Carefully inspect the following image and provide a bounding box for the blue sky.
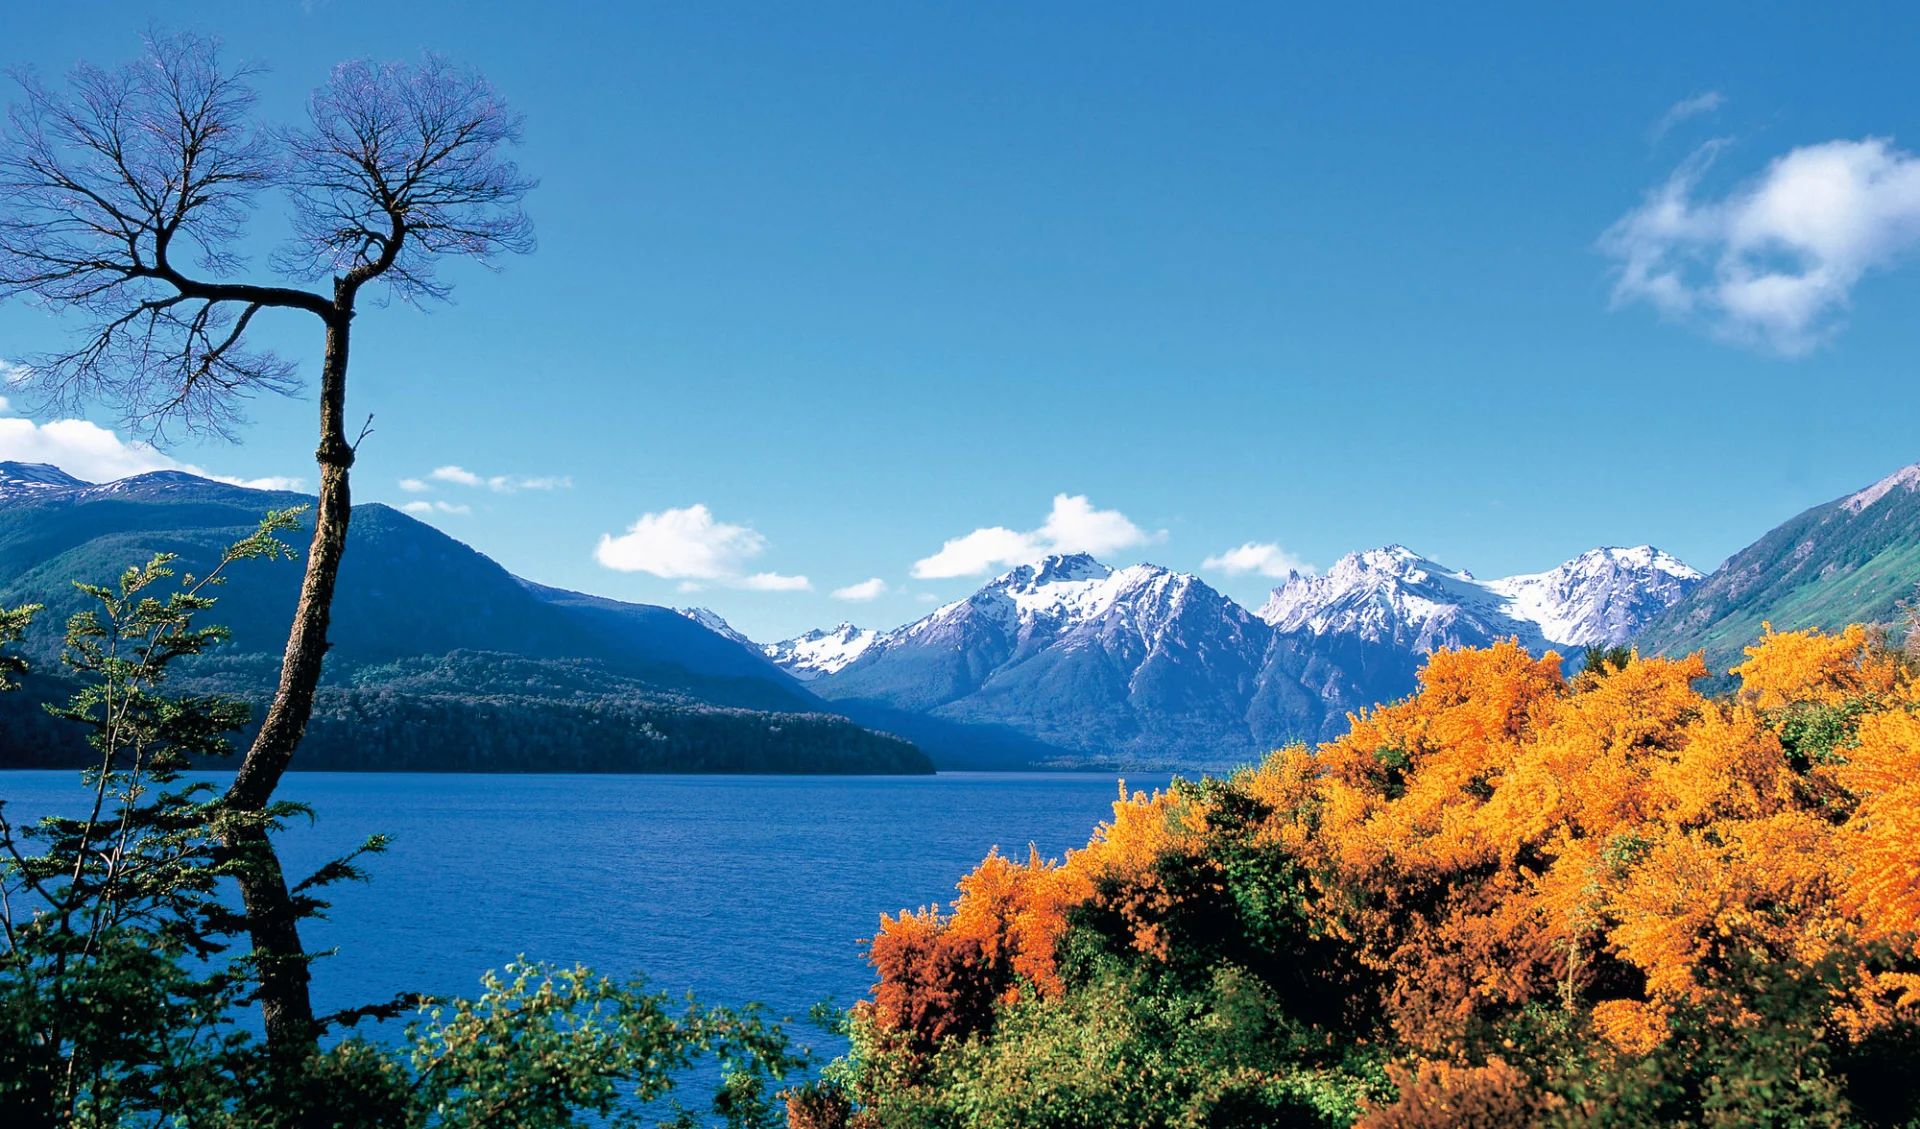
[4,2,1920,640]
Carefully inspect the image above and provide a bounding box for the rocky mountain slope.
[1636,460,1920,675]
[1257,545,1702,651]
[742,545,1702,768]
[757,622,881,679]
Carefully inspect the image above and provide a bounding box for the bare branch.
[275,52,536,306]
[0,30,321,439]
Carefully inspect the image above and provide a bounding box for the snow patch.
[763,623,880,679]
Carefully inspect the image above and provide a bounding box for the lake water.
[0,769,1174,1058]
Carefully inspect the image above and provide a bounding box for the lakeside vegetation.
[0,525,810,1126]
[5,521,1920,1125]
[801,627,1920,1128]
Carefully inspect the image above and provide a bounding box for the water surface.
[0,770,1174,1045]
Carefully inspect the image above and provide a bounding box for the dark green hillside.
[0,651,930,774]
[0,471,809,709]
[0,465,930,773]
[1636,463,1920,673]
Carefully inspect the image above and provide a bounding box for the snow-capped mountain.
[1484,546,1703,648]
[762,623,880,680]
[809,554,1271,763]
[0,461,90,502]
[1257,544,1703,652]
[674,606,754,647]
[792,544,1704,768]
[1256,546,1547,651]
[0,463,286,509]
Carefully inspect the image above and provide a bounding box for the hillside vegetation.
[802,627,1920,1128]
[1638,465,1920,676]
[0,469,931,773]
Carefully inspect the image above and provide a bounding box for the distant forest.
[0,650,933,775]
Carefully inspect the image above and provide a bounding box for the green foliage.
[852,951,1385,1129]
[0,488,932,775]
[1579,644,1635,685]
[1636,485,1920,676]
[0,602,37,691]
[1772,697,1875,769]
[0,520,806,1126]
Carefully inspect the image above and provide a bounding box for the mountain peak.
[0,461,92,501]
[674,606,753,646]
[762,622,879,680]
[1262,543,1703,650]
[1004,552,1113,588]
[1840,462,1920,515]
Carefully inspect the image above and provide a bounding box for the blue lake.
[0,769,1174,1057]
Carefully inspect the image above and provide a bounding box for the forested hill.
[1636,460,1920,675]
[0,464,930,774]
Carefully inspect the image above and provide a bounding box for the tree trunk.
[223,298,356,1053]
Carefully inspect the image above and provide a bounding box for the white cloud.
[0,415,300,490]
[400,499,470,518]
[215,474,304,491]
[0,360,28,387]
[418,465,570,493]
[832,577,888,601]
[1602,137,1920,354]
[1649,91,1724,143]
[0,396,10,414]
[1202,542,1315,578]
[0,417,176,481]
[739,572,812,592]
[913,526,1034,580]
[595,503,806,591]
[596,504,764,578]
[912,494,1164,579]
[430,465,483,487]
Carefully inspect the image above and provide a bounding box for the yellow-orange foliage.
[1733,622,1903,710]
[865,628,1920,1064]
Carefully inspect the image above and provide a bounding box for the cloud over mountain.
[0,408,297,491]
[912,494,1165,579]
[595,503,809,592]
[833,578,889,601]
[1203,541,1314,578]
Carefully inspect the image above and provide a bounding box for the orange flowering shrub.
[848,627,1920,1126]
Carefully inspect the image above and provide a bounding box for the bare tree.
[0,30,534,1051]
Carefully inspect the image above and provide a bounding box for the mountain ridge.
[0,462,930,774]
[1636,459,1920,674]
[727,542,1704,767]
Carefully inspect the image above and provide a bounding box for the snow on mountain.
[0,463,307,509]
[0,461,90,502]
[1256,545,1538,651]
[763,623,880,680]
[1257,544,1703,651]
[804,554,1275,763]
[881,553,1249,663]
[782,543,1708,767]
[1484,547,1704,648]
[895,554,1128,644]
[674,606,754,647]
